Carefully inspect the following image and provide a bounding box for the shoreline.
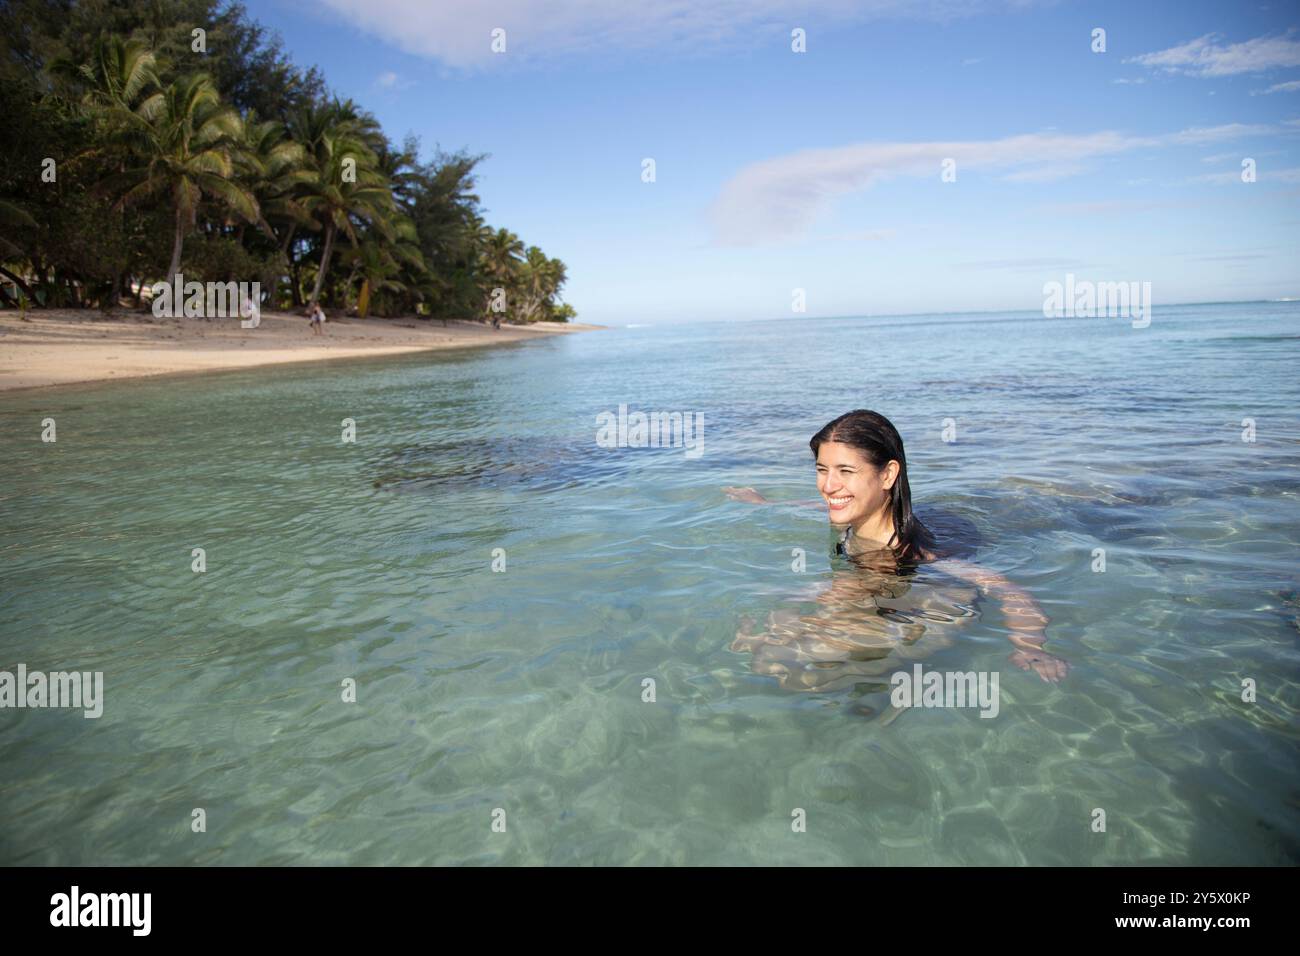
[0,309,602,392]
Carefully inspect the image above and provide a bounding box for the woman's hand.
[1007,627,1070,683]
[932,559,1070,683]
[722,486,768,504]
[1009,647,1070,683]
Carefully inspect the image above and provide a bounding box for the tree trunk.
[357,278,371,318]
[0,266,37,302]
[309,221,336,306]
[30,255,48,305]
[278,226,299,308]
[167,200,185,286]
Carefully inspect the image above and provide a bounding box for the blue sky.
[251,0,1300,323]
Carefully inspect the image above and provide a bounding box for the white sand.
[0,309,600,391]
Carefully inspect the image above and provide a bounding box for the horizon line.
[631,297,1298,327]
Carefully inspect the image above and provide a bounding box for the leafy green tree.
[94,70,260,285]
[293,99,395,306]
[477,226,524,321]
[238,111,313,245]
[0,3,574,321]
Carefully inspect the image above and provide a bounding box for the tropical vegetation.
[0,0,573,322]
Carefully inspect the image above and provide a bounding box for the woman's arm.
[722,487,823,507]
[928,557,1070,683]
[722,486,769,503]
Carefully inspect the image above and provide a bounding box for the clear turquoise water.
[1,302,1297,865]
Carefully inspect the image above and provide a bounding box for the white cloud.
[1253,79,1300,95]
[709,125,1276,245]
[1162,123,1274,145]
[1127,31,1300,77]
[373,70,415,91]
[316,0,1049,68]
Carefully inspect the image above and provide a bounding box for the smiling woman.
[724,408,1070,683]
[809,409,935,561]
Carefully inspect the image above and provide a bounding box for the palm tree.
[78,36,158,112]
[95,72,260,286]
[518,246,548,322]
[513,246,569,323]
[293,100,395,306]
[477,226,524,323]
[375,138,423,210]
[340,237,402,317]
[383,213,427,310]
[237,113,313,246]
[547,257,568,310]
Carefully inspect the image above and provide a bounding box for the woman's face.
[815,441,896,527]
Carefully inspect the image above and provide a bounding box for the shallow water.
[1,303,1297,865]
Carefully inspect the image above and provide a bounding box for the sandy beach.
[0,309,601,391]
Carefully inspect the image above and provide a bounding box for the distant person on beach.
[724,409,1069,684]
[308,302,326,336]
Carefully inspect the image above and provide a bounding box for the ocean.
[1,301,1297,864]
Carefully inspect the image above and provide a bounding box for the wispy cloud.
[710,125,1275,245]
[1127,31,1300,77]
[1163,123,1275,145]
[1253,79,1300,95]
[317,0,1051,68]
[373,70,414,90]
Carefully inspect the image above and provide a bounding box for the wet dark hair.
[810,409,935,562]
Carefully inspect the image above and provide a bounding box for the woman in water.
[724,409,1069,684]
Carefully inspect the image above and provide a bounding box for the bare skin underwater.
[723,410,1069,714]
